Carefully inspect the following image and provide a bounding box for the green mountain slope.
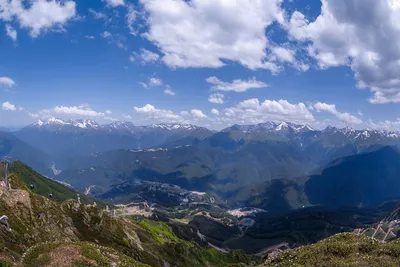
[0,161,95,205]
[264,233,400,266]
[0,161,254,267]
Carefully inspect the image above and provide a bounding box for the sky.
[1,0,400,130]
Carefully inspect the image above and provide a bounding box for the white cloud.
[101,31,112,38]
[104,0,125,7]
[211,108,219,115]
[0,77,15,87]
[140,48,160,63]
[5,24,17,41]
[88,9,109,21]
[313,102,362,125]
[149,77,162,86]
[28,112,40,118]
[129,55,135,62]
[206,76,267,92]
[191,109,207,118]
[287,0,400,103]
[164,89,175,96]
[271,47,295,63]
[84,35,95,40]
[219,98,315,125]
[365,119,400,131]
[100,31,127,49]
[1,102,16,111]
[138,82,148,89]
[53,106,106,117]
[33,105,109,119]
[0,0,76,38]
[236,98,260,109]
[140,0,285,72]
[208,93,224,104]
[134,104,180,122]
[122,114,132,120]
[126,99,368,129]
[126,4,137,35]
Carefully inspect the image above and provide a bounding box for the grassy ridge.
[5,161,96,205]
[266,233,400,266]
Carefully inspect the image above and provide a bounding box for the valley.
[2,119,400,265]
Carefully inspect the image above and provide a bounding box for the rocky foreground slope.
[0,161,253,266]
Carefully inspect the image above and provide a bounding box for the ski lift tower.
[3,157,11,190]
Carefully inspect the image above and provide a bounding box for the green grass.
[22,241,149,267]
[137,219,187,245]
[8,161,96,205]
[267,233,400,266]
[0,160,256,267]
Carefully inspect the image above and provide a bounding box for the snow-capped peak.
[34,117,68,127]
[149,123,199,131]
[275,122,288,131]
[32,118,100,129]
[72,119,99,129]
[35,119,44,127]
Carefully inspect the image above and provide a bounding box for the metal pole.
[4,161,9,190]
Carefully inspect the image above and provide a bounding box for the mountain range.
[14,118,213,159]
[2,119,400,266]
[2,118,400,210]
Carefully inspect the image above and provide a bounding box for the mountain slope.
[0,161,253,266]
[264,233,400,266]
[2,161,96,204]
[0,132,52,175]
[305,146,400,208]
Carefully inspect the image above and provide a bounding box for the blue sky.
[1,0,400,130]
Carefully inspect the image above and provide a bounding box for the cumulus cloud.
[140,48,160,63]
[101,31,112,38]
[0,0,76,37]
[149,77,162,86]
[287,0,400,103]
[129,55,135,62]
[139,0,285,72]
[191,109,207,118]
[211,108,219,115]
[206,76,267,93]
[365,118,400,131]
[271,47,295,63]
[32,105,111,119]
[0,77,15,87]
[219,98,315,125]
[139,77,162,88]
[134,104,180,122]
[208,93,224,104]
[164,89,175,96]
[128,98,370,129]
[52,106,106,117]
[5,24,17,41]
[122,114,132,120]
[1,102,17,111]
[104,0,125,7]
[313,102,362,124]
